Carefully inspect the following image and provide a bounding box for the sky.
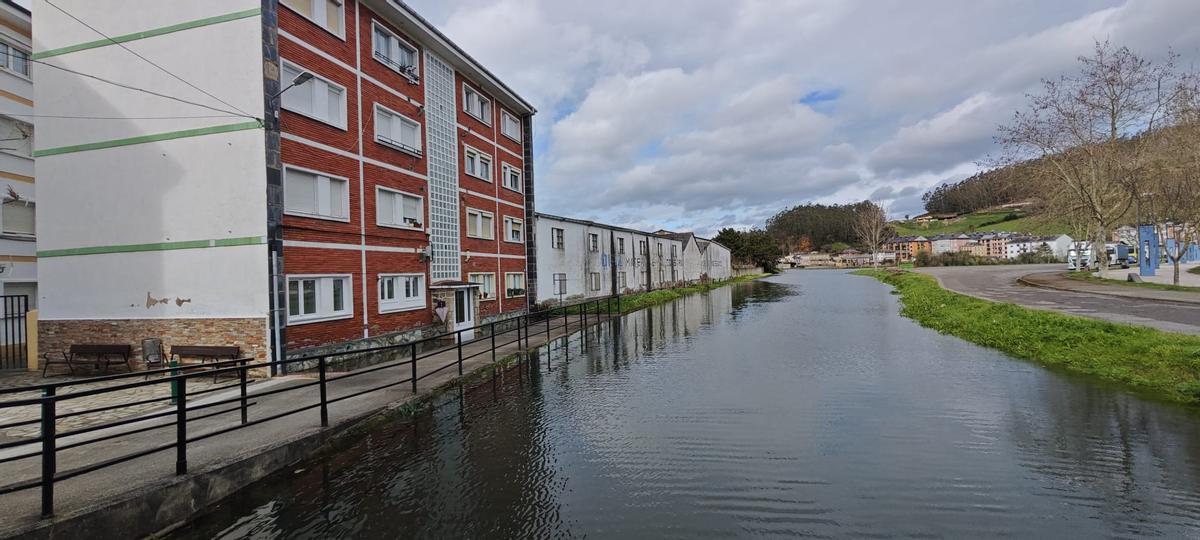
[412,1,1199,236]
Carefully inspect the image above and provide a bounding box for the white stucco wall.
[33,0,268,319]
[535,215,683,304]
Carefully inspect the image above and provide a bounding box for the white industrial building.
[532,214,732,306]
[657,231,732,282]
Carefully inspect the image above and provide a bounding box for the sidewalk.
[0,312,611,538]
[1019,271,1200,305]
[1120,262,1200,287]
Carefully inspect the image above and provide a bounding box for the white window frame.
[0,41,30,79]
[370,20,418,80]
[588,233,600,252]
[378,273,425,313]
[589,272,601,291]
[501,163,522,193]
[619,272,627,289]
[617,238,626,254]
[468,272,497,301]
[280,59,347,129]
[462,145,493,182]
[501,110,521,142]
[463,84,492,125]
[505,272,526,298]
[281,0,345,38]
[287,274,353,325]
[373,103,422,156]
[375,186,424,230]
[553,273,567,295]
[465,208,494,240]
[1,199,34,238]
[551,227,565,249]
[282,164,350,222]
[504,216,523,243]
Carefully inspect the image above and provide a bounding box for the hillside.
[891,210,1071,237]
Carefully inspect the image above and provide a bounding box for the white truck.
[1067,243,1131,271]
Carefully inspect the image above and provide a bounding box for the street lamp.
[269,71,314,102]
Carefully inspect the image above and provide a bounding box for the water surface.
[179,270,1200,538]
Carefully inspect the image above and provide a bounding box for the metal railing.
[0,294,621,518]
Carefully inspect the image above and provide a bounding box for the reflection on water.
[178,271,1200,539]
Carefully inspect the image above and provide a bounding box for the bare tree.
[1148,76,1200,284]
[852,201,889,268]
[998,41,1180,278]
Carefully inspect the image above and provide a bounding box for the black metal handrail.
[0,294,622,519]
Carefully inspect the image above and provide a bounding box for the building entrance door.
[454,288,475,340]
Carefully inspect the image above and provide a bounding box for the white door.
[454,288,475,340]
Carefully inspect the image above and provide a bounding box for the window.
[619,272,627,289]
[379,273,424,312]
[657,243,663,256]
[463,85,491,124]
[287,275,352,323]
[618,238,625,254]
[553,273,567,295]
[281,0,343,36]
[376,187,423,229]
[639,240,647,255]
[589,272,601,291]
[501,110,521,141]
[2,199,33,237]
[463,146,492,181]
[371,23,417,77]
[469,273,496,300]
[0,117,32,157]
[671,245,678,260]
[0,42,29,77]
[504,217,523,243]
[375,105,421,155]
[284,166,348,221]
[281,61,345,128]
[505,272,525,298]
[466,208,494,239]
[588,233,599,252]
[551,227,565,249]
[502,164,522,192]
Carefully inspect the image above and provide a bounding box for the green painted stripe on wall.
[33,121,262,157]
[38,236,267,258]
[33,8,261,60]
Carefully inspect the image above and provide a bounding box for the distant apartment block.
[34,1,533,366]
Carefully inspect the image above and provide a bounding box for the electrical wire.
[0,49,258,120]
[42,0,255,119]
[0,112,243,120]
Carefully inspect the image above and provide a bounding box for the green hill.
[892,210,1071,237]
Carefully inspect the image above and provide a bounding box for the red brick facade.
[278,1,530,351]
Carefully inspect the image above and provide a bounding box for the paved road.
[916,264,1200,335]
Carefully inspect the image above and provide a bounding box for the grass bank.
[1065,271,1200,293]
[559,273,771,315]
[854,269,1200,406]
[1191,266,1200,276]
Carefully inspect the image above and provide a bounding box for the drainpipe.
[609,229,618,298]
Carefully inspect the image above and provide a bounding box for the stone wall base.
[38,318,270,371]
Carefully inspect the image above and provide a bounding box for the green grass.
[1065,272,1200,293]
[1191,266,1200,276]
[892,210,1070,236]
[854,269,1200,406]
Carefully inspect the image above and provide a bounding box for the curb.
[1017,274,1200,307]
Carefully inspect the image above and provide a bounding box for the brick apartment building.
[34,0,534,367]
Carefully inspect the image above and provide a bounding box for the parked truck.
[1067,243,1131,271]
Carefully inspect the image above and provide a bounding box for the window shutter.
[2,202,33,235]
[403,194,421,224]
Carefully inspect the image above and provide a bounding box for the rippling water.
[178,271,1200,538]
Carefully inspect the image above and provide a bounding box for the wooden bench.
[42,344,133,377]
[169,345,242,382]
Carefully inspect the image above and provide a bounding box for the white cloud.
[404,0,1200,232]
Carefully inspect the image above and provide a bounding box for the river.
[177,270,1200,538]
